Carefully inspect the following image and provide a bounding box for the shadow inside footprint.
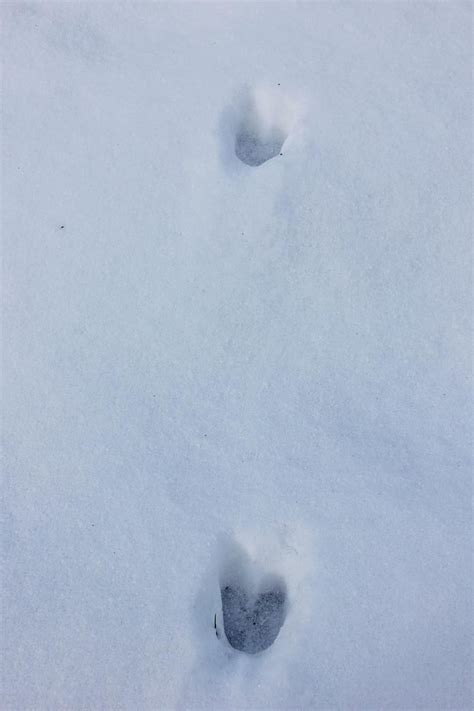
[221,577,287,654]
[235,125,286,167]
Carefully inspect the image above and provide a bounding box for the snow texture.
[2,2,472,710]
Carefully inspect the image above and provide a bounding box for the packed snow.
[2,2,472,709]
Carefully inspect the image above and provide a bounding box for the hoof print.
[221,578,287,654]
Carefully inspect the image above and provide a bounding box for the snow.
[2,2,472,709]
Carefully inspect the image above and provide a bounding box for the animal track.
[218,537,287,654]
[221,578,287,653]
[233,87,292,167]
[235,124,287,167]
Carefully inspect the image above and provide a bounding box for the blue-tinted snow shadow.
[216,98,247,176]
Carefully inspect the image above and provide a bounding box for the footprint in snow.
[217,537,287,653]
[221,579,287,654]
[233,87,292,167]
[235,123,286,167]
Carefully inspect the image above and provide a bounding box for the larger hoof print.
[221,576,287,654]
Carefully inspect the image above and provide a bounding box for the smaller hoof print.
[233,87,295,167]
[235,126,287,167]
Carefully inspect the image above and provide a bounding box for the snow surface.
[2,2,472,709]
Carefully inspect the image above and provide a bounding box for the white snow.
[2,2,472,709]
